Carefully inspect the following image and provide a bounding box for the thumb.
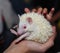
[13,32,31,44]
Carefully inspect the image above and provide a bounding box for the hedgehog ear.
[18,14,20,20]
[26,17,32,24]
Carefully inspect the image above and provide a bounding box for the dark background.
[10,0,60,53]
[0,0,60,53]
[10,0,60,14]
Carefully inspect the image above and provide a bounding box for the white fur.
[18,12,53,43]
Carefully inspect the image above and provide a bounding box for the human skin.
[4,8,56,53]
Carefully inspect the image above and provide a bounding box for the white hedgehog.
[16,12,53,44]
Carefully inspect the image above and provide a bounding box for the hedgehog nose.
[17,29,25,35]
[17,31,22,35]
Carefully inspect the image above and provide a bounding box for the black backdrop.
[10,0,60,53]
[0,0,60,53]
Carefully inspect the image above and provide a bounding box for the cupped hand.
[8,8,56,53]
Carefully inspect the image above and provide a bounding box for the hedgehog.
[16,12,53,44]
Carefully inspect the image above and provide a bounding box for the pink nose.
[17,29,24,35]
[17,31,22,35]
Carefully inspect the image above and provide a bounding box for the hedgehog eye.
[23,26,26,29]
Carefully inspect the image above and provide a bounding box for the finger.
[10,29,18,35]
[42,8,48,15]
[15,32,30,44]
[46,8,55,21]
[32,9,36,12]
[49,26,56,41]
[52,26,56,31]
[52,26,56,35]
[48,8,55,17]
[46,14,52,21]
[37,7,43,14]
[24,8,30,13]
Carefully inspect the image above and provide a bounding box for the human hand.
[24,7,55,22]
[10,7,55,36]
[4,26,56,53]
[8,8,56,53]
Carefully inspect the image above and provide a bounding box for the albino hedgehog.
[16,12,53,44]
